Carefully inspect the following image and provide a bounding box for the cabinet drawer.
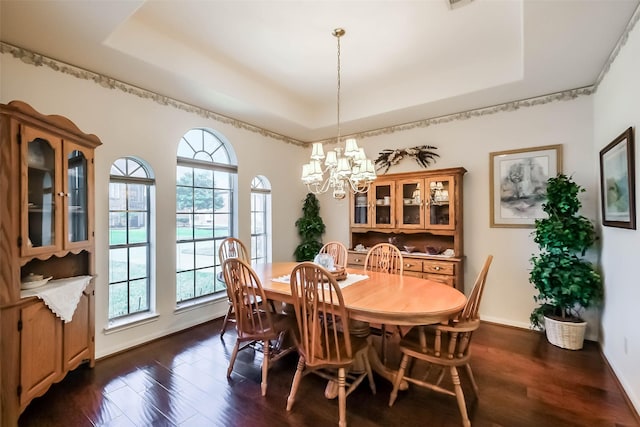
[423,273,455,287]
[347,252,366,267]
[403,270,423,278]
[423,260,454,276]
[402,258,423,273]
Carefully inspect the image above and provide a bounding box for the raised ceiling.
[1,0,638,142]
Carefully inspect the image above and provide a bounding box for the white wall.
[0,54,309,357]
[593,12,640,412]
[322,97,599,336]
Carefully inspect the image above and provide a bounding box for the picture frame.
[490,144,562,228]
[599,127,635,229]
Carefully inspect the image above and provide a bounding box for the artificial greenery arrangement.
[294,193,326,262]
[375,145,439,174]
[529,174,603,329]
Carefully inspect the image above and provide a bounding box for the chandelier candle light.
[301,28,376,200]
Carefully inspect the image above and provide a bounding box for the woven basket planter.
[544,315,587,350]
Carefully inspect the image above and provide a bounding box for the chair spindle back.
[364,243,404,275]
[319,241,348,268]
[290,262,352,366]
[218,237,249,264]
[457,255,493,322]
[222,258,272,338]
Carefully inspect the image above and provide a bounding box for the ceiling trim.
[594,1,640,90]
[334,86,595,144]
[0,41,306,147]
[2,6,637,149]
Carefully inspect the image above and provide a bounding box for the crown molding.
[3,14,637,149]
[311,86,595,145]
[593,2,640,90]
[0,41,306,147]
[345,86,595,143]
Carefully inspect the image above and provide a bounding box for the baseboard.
[600,346,640,423]
[479,315,530,331]
[480,315,599,341]
[96,315,222,361]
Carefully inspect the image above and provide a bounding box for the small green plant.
[529,174,603,329]
[294,193,326,261]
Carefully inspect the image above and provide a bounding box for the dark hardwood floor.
[18,319,638,427]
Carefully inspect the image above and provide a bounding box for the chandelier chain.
[336,30,341,144]
[300,27,376,200]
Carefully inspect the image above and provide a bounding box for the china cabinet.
[348,168,466,290]
[0,101,101,426]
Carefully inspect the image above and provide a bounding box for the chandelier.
[301,28,376,200]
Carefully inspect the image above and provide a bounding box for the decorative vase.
[543,315,587,350]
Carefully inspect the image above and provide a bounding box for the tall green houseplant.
[529,174,603,332]
[294,193,326,261]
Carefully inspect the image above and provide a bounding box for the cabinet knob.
[434,266,441,271]
[57,192,65,196]
[355,258,361,262]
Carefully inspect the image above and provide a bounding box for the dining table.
[252,262,467,392]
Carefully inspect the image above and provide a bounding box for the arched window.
[176,128,237,303]
[251,176,272,264]
[108,157,154,320]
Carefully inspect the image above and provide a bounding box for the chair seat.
[237,311,293,341]
[299,331,369,370]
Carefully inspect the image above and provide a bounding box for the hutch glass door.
[426,176,455,230]
[67,149,88,243]
[372,181,394,228]
[352,192,370,226]
[398,179,424,228]
[22,128,62,256]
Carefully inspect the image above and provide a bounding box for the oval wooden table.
[252,262,467,392]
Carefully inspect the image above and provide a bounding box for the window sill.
[175,293,227,315]
[104,311,160,334]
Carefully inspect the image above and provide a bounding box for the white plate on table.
[20,276,52,290]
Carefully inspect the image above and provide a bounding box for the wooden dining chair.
[388,255,494,427]
[364,243,404,275]
[218,237,250,336]
[319,241,349,268]
[364,243,404,364]
[287,262,376,427]
[221,257,295,396]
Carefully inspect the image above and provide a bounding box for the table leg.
[324,320,407,399]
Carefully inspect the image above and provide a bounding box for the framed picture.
[599,127,635,229]
[490,144,562,228]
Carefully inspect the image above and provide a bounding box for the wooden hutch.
[347,167,466,291]
[0,101,101,425]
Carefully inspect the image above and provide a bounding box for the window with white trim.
[108,158,154,320]
[251,176,272,264]
[176,128,236,302]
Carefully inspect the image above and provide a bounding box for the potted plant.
[294,193,326,261]
[529,174,603,350]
